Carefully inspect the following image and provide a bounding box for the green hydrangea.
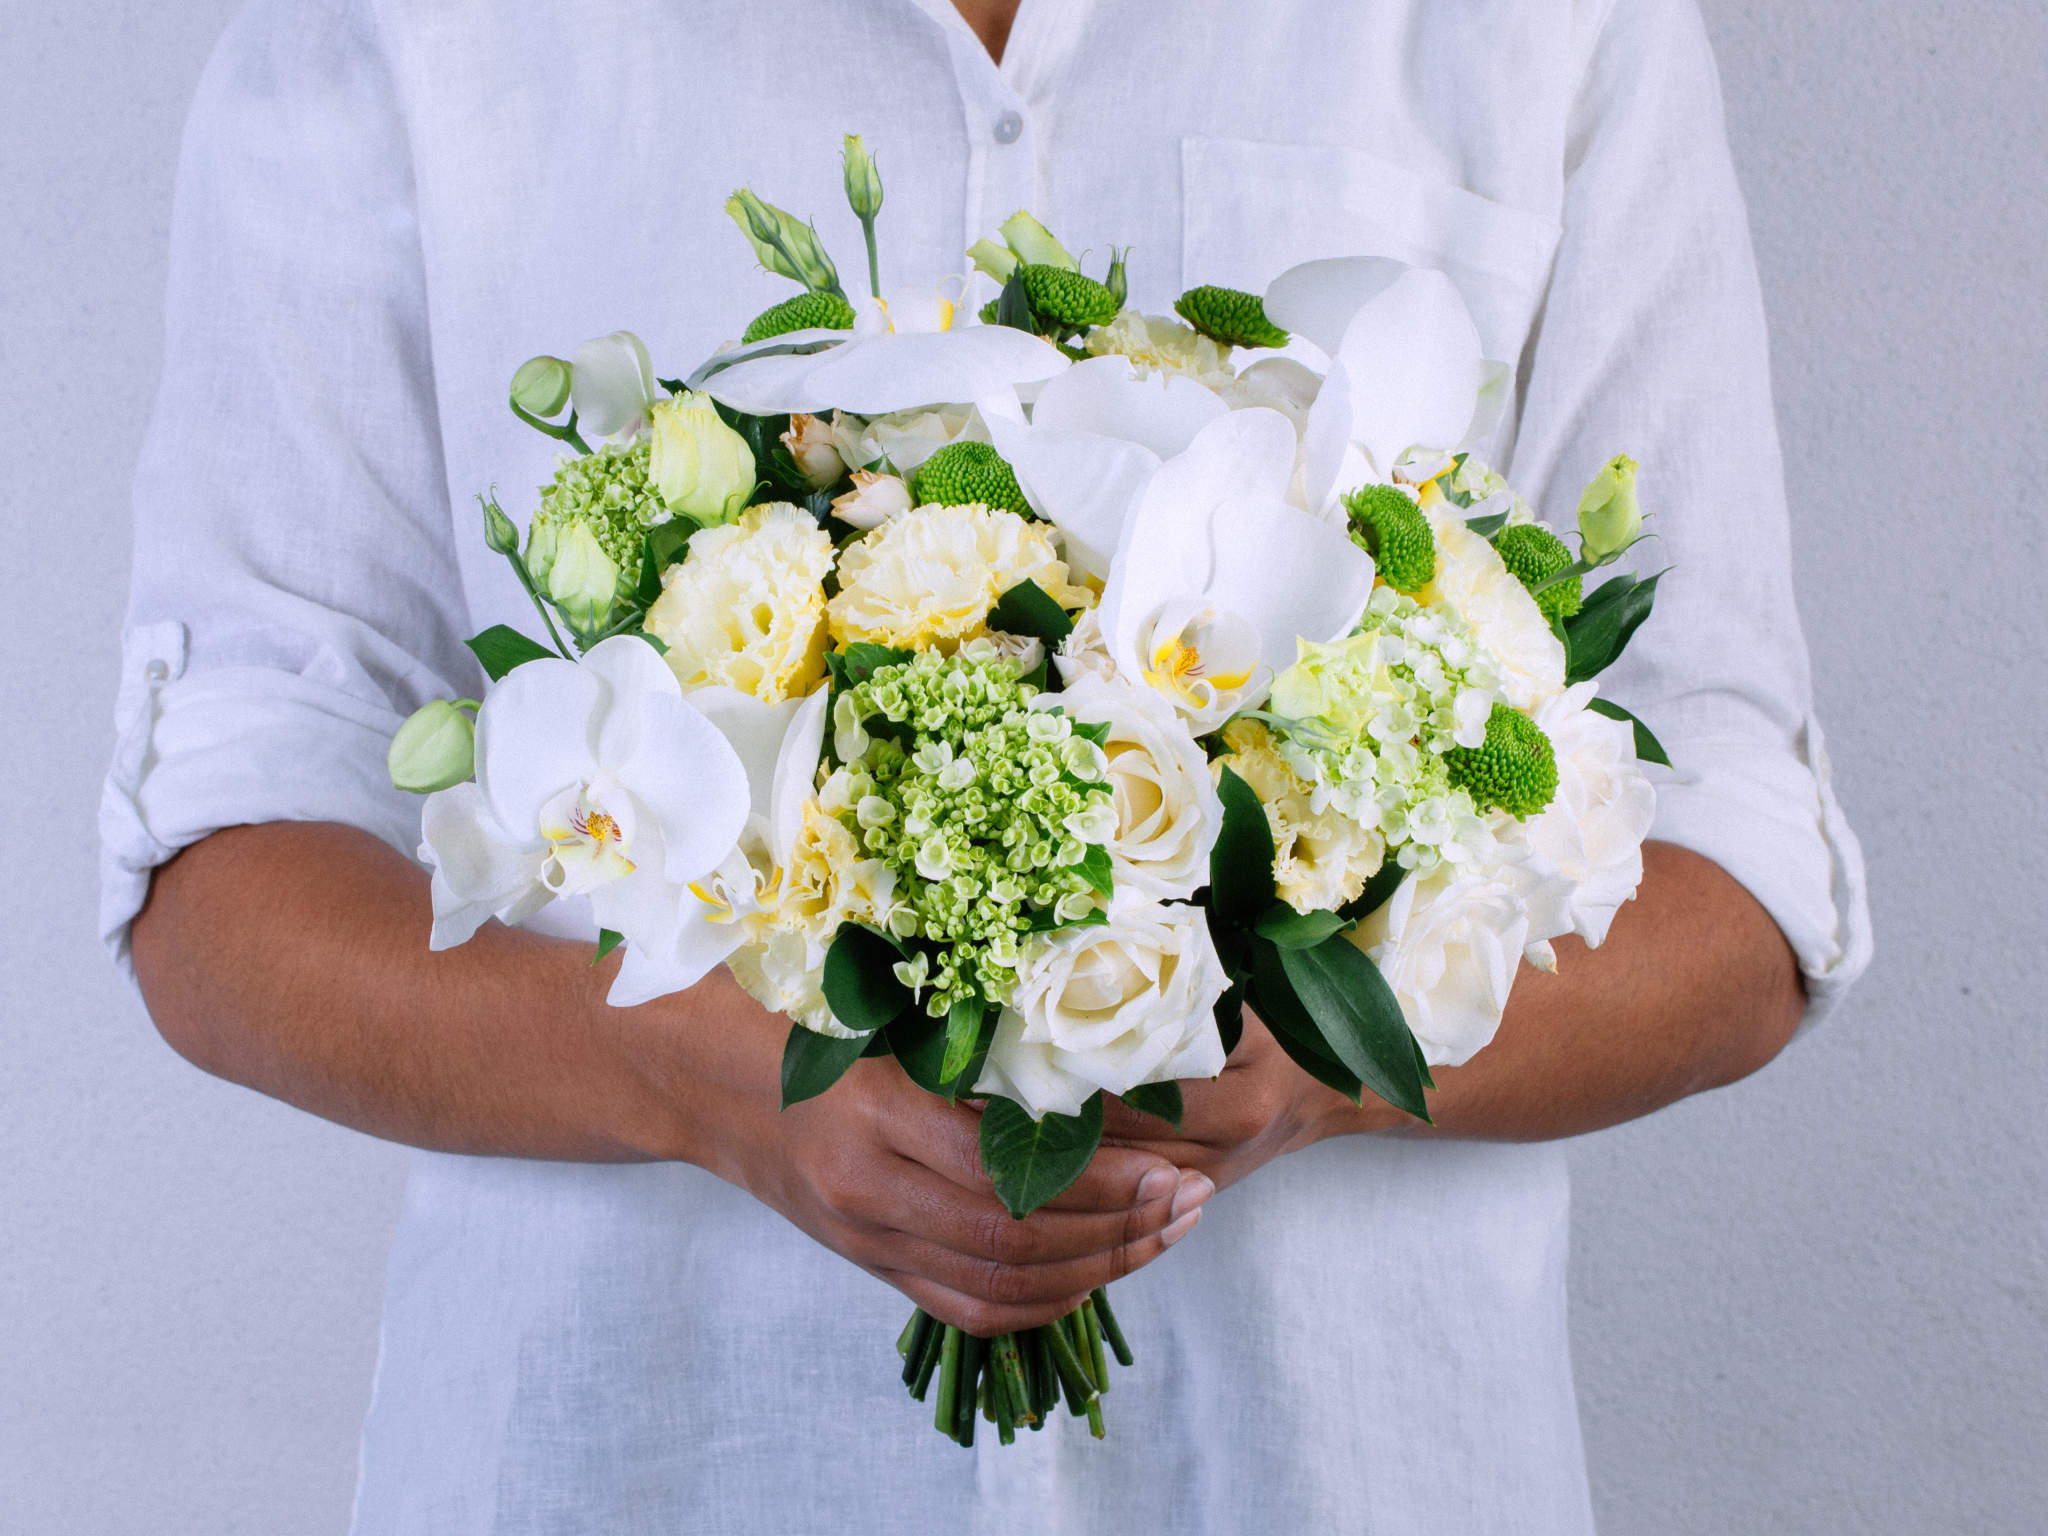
[829,648,1113,1014]
[1173,285,1289,350]
[525,438,666,595]
[1342,484,1438,593]
[1019,263,1121,329]
[910,441,1031,518]
[1494,523,1582,622]
[1445,702,1558,818]
[740,290,858,344]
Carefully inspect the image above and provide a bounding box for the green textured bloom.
[826,646,1112,1014]
[1342,484,1438,593]
[525,439,665,637]
[1173,285,1289,350]
[1494,523,1583,622]
[740,290,858,345]
[1018,263,1120,329]
[909,441,1031,518]
[1444,702,1558,818]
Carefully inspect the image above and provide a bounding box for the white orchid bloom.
[985,353,1229,581]
[1265,259,1495,514]
[689,299,1068,418]
[569,331,661,444]
[1096,408,1377,732]
[853,277,967,337]
[417,636,758,1007]
[682,684,830,923]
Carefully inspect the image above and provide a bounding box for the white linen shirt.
[102,0,1872,1531]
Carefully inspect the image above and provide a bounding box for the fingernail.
[1161,1207,1202,1248]
[1136,1168,1177,1205]
[1169,1172,1215,1222]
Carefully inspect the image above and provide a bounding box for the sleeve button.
[993,110,1024,145]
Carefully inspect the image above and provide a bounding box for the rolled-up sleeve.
[101,0,474,984]
[1507,0,1872,1027]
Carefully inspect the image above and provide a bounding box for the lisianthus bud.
[998,210,1078,271]
[650,391,756,526]
[967,237,1018,285]
[545,521,624,638]
[481,495,520,556]
[725,187,842,295]
[1576,454,1641,566]
[841,134,884,220]
[1105,246,1130,310]
[831,469,913,530]
[509,355,572,418]
[388,700,476,794]
[781,413,846,491]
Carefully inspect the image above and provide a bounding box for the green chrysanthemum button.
[1495,523,1583,622]
[1342,484,1438,594]
[1173,285,1290,350]
[1018,264,1121,329]
[740,290,858,345]
[911,441,1033,519]
[1445,703,1559,819]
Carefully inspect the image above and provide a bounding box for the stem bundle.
[900,1286,1130,1445]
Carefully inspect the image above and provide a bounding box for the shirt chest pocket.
[1179,136,1561,371]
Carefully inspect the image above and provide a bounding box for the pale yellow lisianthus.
[726,802,897,1037]
[826,502,1090,652]
[1217,718,1386,915]
[1084,310,1235,388]
[645,502,833,705]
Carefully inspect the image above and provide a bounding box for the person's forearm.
[1334,841,1807,1142]
[129,820,752,1163]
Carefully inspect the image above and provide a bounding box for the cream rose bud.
[973,902,1230,1120]
[780,412,846,491]
[650,391,756,527]
[830,469,913,530]
[1347,865,1532,1068]
[1041,674,1221,905]
[1509,682,1655,956]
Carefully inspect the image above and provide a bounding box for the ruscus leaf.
[989,578,1075,641]
[1277,936,1432,1122]
[1253,904,1349,949]
[1586,696,1672,767]
[465,624,557,681]
[1210,765,1277,928]
[780,1023,872,1109]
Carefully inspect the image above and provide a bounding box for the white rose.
[1347,864,1531,1067]
[830,469,913,530]
[1508,682,1656,959]
[1424,502,1565,711]
[1042,674,1222,905]
[974,902,1230,1119]
[780,412,847,491]
[829,403,985,478]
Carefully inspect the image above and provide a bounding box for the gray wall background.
[4,2,2041,1530]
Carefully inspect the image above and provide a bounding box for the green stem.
[1091,1287,1135,1368]
[909,1320,944,1401]
[1081,1300,1109,1391]
[1084,1394,1106,1439]
[861,216,882,301]
[1044,1316,1096,1417]
[1529,557,1596,597]
[934,1326,962,1437]
[509,399,593,456]
[991,1333,1034,1426]
[896,1310,921,1359]
[504,553,573,659]
[900,1310,936,1386]
[955,1334,985,1445]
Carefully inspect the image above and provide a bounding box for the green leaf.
[825,641,914,697]
[780,1022,872,1109]
[989,578,1074,641]
[1247,940,1362,1101]
[995,269,1040,335]
[979,1093,1105,1219]
[1214,979,1247,1057]
[1120,1081,1183,1131]
[941,997,988,1085]
[636,631,668,655]
[636,518,698,605]
[465,624,557,681]
[1277,937,1432,1122]
[591,928,624,967]
[820,923,911,1035]
[1210,765,1277,929]
[1563,571,1663,684]
[1338,860,1409,923]
[1586,697,1672,767]
[1077,842,1114,897]
[1067,718,1112,748]
[889,1009,983,1098]
[1253,904,1349,949]
[1465,511,1510,539]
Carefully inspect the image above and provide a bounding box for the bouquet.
[387,136,1664,1446]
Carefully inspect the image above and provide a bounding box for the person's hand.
[672,984,1214,1337]
[1098,1010,1393,1193]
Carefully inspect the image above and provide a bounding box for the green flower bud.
[1105,246,1130,311]
[740,290,857,345]
[1018,263,1120,329]
[649,391,756,527]
[1576,453,1641,566]
[910,440,1031,518]
[545,522,623,638]
[481,494,520,556]
[725,187,842,295]
[841,134,884,220]
[999,210,1079,271]
[967,237,1018,285]
[509,354,572,418]
[1445,702,1558,819]
[1494,522,1583,622]
[1342,483,1437,593]
[387,700,476,794]
[1174,285,1290,350]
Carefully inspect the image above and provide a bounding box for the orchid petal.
[685,685,801,829]
[570,331,658,442]
[1332,268,1485,477]
[771,687,830,864]
[1208,500,1377,682]
[985,417,1158,583]
[419,782,551,949]
[593,873,745,1006]
[1264,256,1408,357]
[1027,355,1227,459]
[701,327,1069,416]
[474,660,601,840]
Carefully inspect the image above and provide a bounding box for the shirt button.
[143,659,169,683]
[993,110,1024,145]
